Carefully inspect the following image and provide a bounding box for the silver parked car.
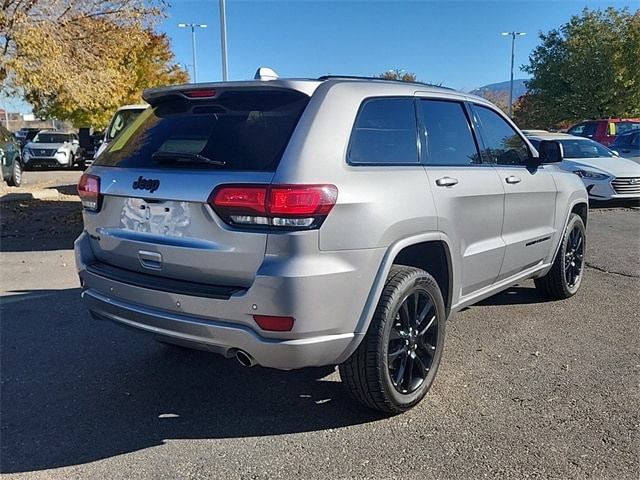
[75,71,588,413]
[527,132,640,202]
[23,130,83,169]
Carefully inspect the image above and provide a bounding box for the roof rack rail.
[316,75,454,90]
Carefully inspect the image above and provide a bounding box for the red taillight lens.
[77,174,101,211]
[212,186,267,214]
[253,315,295,332]
[269,186,336,216]
[209,184,338,230]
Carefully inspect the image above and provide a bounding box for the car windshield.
[557,139,616,158]
[530,138,615,159]
[33,133,71,144]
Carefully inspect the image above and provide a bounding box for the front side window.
[615,122,640,135]
[420,100,481,166]
[348,98,419,165]
[474,106,529,166]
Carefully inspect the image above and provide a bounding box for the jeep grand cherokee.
[75,70,588,413]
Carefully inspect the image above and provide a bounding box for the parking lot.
[1,170,638,479]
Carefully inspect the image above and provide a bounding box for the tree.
[0,0,188,128]
[379,71,418,82]
[24,27,189,128]
[516,7,640,128]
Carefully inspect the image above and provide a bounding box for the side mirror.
[538,140,563,163]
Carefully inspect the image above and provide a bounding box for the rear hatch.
[79,84,313,292]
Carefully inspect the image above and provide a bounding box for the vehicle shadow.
[475,284,556,306]
[0,288,387,474]
[0,195,82,253]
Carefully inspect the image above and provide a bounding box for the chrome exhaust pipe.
[235,350,257,367]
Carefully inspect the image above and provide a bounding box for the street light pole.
[501,31,526,117]
[219,0,228,81]
[179,23,207,83]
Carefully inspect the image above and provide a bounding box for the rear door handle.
[435,176,459,187]
[505,175,521,184]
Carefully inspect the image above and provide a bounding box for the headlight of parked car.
[572,169,609,180]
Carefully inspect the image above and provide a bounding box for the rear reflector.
[209,184,338,230]
[253,315,295,332]
[77,174,101,211]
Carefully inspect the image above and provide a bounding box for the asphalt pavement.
[0,171,638,479]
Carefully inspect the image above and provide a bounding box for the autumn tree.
[515,6,640,128]
[379,71,418,82]
[25,26,189,128]
[1,0,188,128]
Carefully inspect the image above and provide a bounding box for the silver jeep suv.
[75,71,588,413]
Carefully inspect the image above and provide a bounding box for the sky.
[3,0,638,113]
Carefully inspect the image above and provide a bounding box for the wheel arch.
[572,201,588,228]
[342,232,454,365]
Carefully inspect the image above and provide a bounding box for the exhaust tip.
[235,350,257,367]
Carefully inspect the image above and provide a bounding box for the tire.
[534,213,586,299]
[339,265,446,414]
[8,159,22,187]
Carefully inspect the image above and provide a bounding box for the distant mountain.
[470,79,529,100]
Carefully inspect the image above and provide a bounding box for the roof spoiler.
[254,67,279,81]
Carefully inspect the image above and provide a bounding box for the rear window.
[94,90,309,171]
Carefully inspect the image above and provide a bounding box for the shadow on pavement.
[0,288,387,473]
[0,193,82,253]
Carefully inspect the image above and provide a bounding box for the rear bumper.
[82,288,357,370]
[75,232,383,370]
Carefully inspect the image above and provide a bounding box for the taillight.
[209,184,338,230]
[77,174,101,211]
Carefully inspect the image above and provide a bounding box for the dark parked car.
[14,127,42,148]
[567,118,640,146]
[0,124,23,186]
[609,130,640,162]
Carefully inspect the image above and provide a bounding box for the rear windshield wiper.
[152,151,226,166]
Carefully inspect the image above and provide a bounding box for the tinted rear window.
[95,90,309,171]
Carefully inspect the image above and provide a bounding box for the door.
[418,98,506,298]
[472,105,558,281]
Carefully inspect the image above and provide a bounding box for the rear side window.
[348,98,419,165]
[420,100,481,166]
[106,108,147,142]
[95,90,309,171]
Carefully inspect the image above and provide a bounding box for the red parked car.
[567,118,640,146]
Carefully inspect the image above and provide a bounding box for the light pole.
[178,23,207,82]
[219,0,228,81]
[501,31,526,117]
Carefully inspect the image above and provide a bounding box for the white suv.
[76,72,588,413]
[23,130,82,169]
